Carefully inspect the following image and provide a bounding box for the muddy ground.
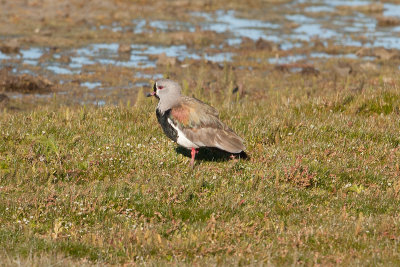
[0,0,399,110]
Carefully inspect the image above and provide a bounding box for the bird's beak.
[146,91,156,97]
[147,82,158,97]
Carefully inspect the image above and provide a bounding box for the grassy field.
[1,62,400,266]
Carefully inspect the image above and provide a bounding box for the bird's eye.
[157,86,164,90]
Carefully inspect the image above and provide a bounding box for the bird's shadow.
[175,146,249,162]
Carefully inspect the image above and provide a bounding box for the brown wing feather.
[184,127,245,153]
[170,96,245,153]
[170,105,190,126]
[170,96,220,128]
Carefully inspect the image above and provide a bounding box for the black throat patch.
[156,108,178,142]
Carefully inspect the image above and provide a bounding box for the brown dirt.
[356,47,400,60]
[337,3,384,13]
[0,93,10,107]
[0,39,20,54]
[0,0,399,111]
[376,16,400,27]
[0,69,55,94]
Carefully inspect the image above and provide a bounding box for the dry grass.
[1,0,400,265]
[1,60,400,265]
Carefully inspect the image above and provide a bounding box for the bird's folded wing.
[169,97,245,153]
[170,96,220,128]
[183,127,245,153]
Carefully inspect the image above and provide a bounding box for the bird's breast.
[156,108,178,142]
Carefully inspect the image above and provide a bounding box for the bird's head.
[147,79,182,102]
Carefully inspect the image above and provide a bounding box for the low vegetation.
[1,61,400,265]
[1,0,400,265]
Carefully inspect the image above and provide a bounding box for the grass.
[1,0,400,264]
[1,61,400,266]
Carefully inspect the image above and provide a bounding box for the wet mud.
[0,69,55,94]
[0,0,399,109]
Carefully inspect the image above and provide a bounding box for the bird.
[147,78,246,166]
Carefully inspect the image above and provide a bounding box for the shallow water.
[7,1,400,69]
[2,0,400,103]
[100,1,400,50]
[80,82,102,89]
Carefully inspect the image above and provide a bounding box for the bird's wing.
[169,97,245,153]
[170,96,220,127]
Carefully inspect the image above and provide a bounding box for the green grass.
[1,64,400,266]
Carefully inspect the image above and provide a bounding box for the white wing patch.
[167,118,199,149]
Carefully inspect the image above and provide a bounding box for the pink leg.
[190,148,198,167]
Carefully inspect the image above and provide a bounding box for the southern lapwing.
[147,79,246,166]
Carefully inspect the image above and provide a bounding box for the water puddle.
[304,6,335,13]
[2,0,400,105]
[80,100,106,106]
[72,44,155,69]
[21,48,43,61]
[133,81,151,88]
[135,72,163,80]
[268,52,374,65]
[136,4,400,50]
[97,2,400,52]
[80,82,102,89]
[47,66,74,75]
[0,51,11,60]
[322,0,371,6]
[70,43,232,69]
[9,93,53,100]
[4,42,232,86]
[193,10,280,38]
[384,3,400,18]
